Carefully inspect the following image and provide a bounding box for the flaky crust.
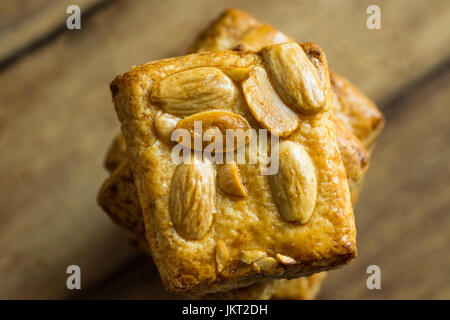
[98,161,145,240]
[330,72,384,148]
[332,115,369,204]
[104,133,127,172]
[189,8,260,53]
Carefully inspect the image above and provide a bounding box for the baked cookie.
[110,44,356,295]
[98,8,384,299]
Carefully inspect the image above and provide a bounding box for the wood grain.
[0,0,449,299]
[0,0,107,65]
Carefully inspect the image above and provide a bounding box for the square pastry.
[110,42,356,294]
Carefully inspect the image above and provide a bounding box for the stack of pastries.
[98,9,384,299]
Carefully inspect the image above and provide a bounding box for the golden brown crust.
[99,140,326,300]
[190,8,294,53]
[104,134,127,172]
[330,72,385,148]
[97,161,145,238]
[332,114,369,204]
[98,135,353,299]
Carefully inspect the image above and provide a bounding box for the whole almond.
[242,66,298,137]
[151,67,237,115]
[299,42,331,106]
[270,141,317,224]
[169,157,216,240]
[261,42,326,114]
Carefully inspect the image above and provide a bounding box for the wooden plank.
[3,0,449,99]
[0,0,106,65]
[320,68,450,299]
[0,0,449,299]
[70,254,186,300]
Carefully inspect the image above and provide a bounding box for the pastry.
[98,8,384,299]
[109,44,356,295]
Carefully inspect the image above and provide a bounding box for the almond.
[275,253,296,265]
[175,110,251,152]
[217,162,247,197]
[153,111,181,143]
[241,250,279,272]
[151,67,237,115]
[261,42,326,114]
[242,66,298,137]
[299,42,331,106]
[270,141,317,224]
[241,250,267,264]
[169,157,216,240]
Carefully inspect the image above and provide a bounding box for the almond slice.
[175,110,251,152]
[242,66,298,137]
[217,162,247,197]
[241,250,267,264]
[261,42,326,114]
[275,253,296,265]
[270,141,317,224]
[151,67,237,115]
[222,67,251,82]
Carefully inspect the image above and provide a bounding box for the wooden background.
[0,0,449,299]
